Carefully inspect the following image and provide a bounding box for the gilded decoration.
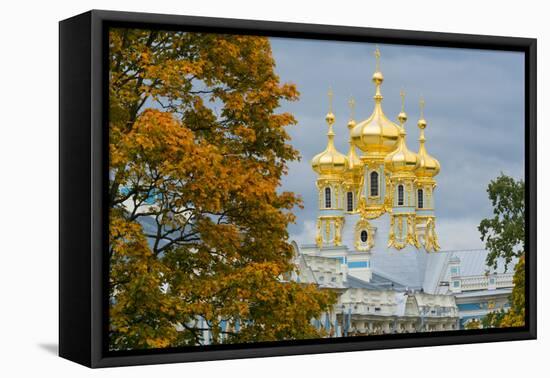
[424,217,440,252]
[384,176,393,212]
[406,214,421,248]
[388,215,406,250]
[388,214,419,250]
[357,195,386,219]
[354,218,376,252]
[316,216,345,248]
[388,216,396,248]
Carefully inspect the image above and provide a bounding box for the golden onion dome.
[384,123,419,173]
[351,48,400,155]
[416,117,440,177]
[311,112,349,175]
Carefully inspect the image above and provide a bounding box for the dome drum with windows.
[310,46,441,253]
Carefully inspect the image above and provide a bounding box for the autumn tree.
[108,28,335,350]
[478,174,525,328]
[481,309,506,328]
[464,318,481,330]
[499,254,525,327]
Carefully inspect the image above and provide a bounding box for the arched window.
[417,188,424,209]
[397,185,404,206]
[370,171,379,197]
[325,187,332,208]
[347,191,353,212]
[360,230,368,243]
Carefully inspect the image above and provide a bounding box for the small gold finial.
[328,86,334,113]
[418,96,427,130]
[374,45,381,72]
[397,89,408,126]
[348,96,356,119]
[372,45,384,89]
[326,86,335,125]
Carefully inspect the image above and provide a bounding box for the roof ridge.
[436,248,487,253]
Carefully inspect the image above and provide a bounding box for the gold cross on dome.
[348,97,355,119]
[420,97,426,118]
[400,89,406,112]
[327,86,334,113]
[374,45,381,71]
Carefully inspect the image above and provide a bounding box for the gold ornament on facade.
[334,217,344,245]
[388,216,396,248]
[357,195,386,219]
[388,213,418,250]
[316,216,345,248]
[406,214,420,248]
[315,222,323,248]
[390,215,406,250]
[424,217,440,252]
[397,216,403,239]
[406,215,414,245]
[354,218,376,252]
[384,176,393,212]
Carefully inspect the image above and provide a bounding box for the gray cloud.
[270,38,525,248]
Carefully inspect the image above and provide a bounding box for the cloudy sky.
[269,38,525,251]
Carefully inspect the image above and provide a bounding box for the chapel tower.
[385,91,421,250]
[310,46,441,255]
[415,99,441,251]
[311,88,348,248]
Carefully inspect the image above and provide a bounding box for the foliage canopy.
[478,174,525,328]
[478,174,525,270]
[108,28,335,350]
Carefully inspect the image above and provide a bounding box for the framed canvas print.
[59,10,537,368]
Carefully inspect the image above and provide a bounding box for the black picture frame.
[59,9,537,368]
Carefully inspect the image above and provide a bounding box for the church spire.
[346,96,361,170]
[325,86,336,146]
[348,96,356,121]
[384,91,418,174]
[373,45,384,101]
[415,97,440,251]
[416,97,440,178]
[397,89,408,127]
[418,97,427,145]
[312,88,347,249]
